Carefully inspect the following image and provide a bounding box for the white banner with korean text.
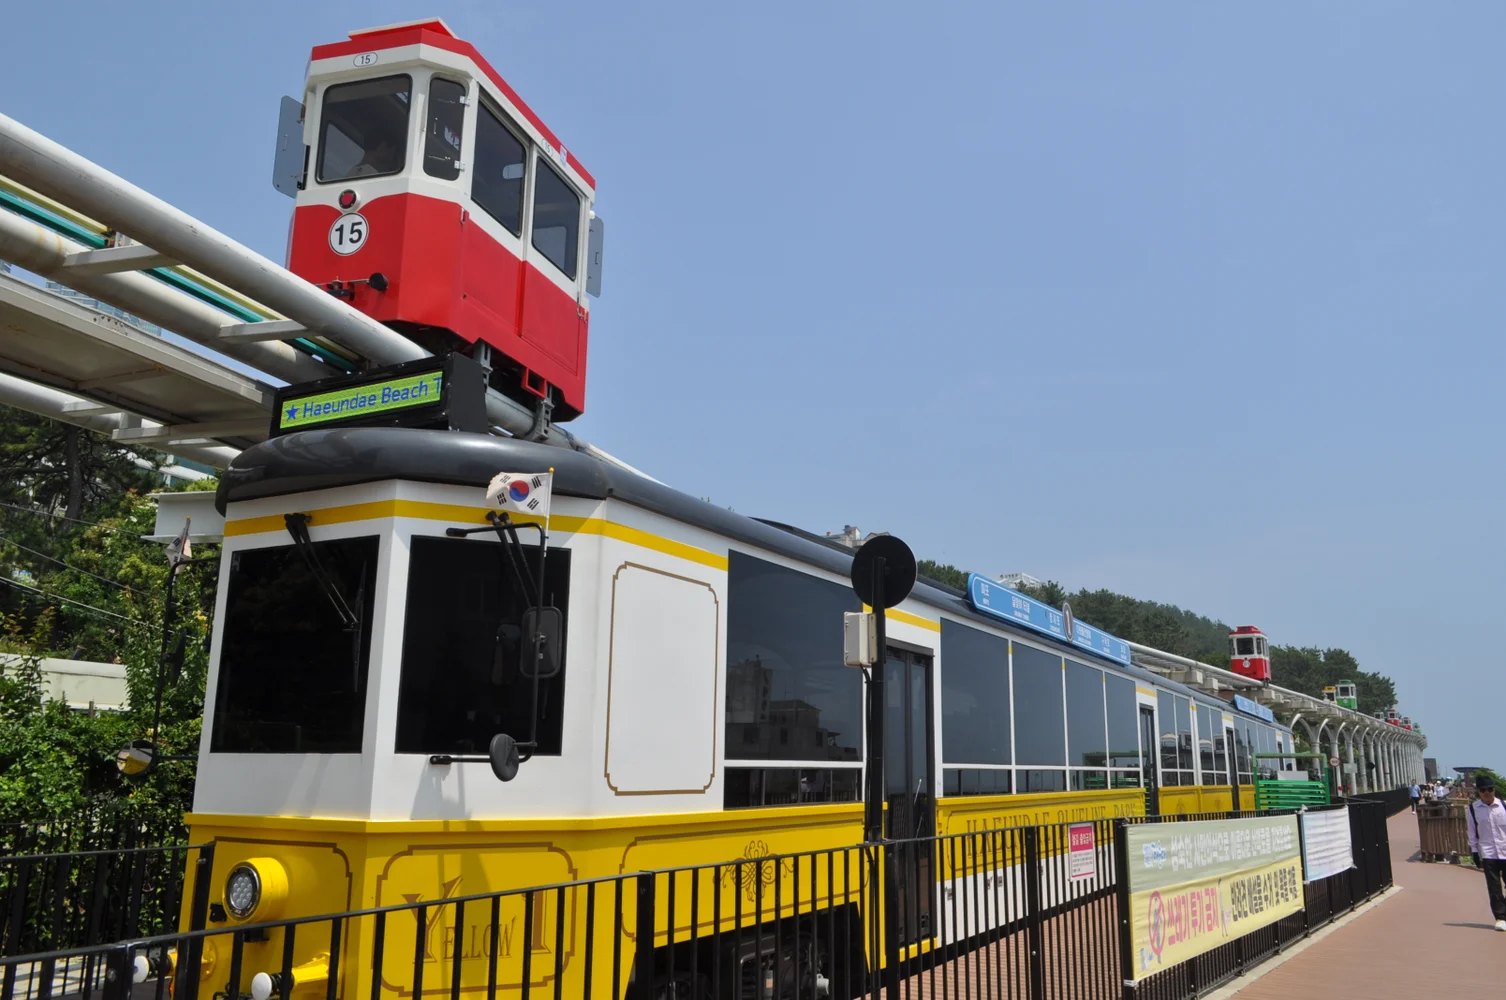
[1300,806,1354,883]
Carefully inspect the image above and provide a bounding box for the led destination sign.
[279,370,443,431]
[269,353,489,437]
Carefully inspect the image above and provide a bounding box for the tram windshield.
[1233,636,1256,656]
[395,536,570,756]
[211,536,379,753]
[317,75,412,183]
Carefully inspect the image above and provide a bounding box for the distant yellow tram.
[176,423,1292,998]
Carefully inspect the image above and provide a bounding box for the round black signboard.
[850,534,917,610]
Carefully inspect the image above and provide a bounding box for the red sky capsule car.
[1228,625,1271,682]
[273,19,603,420]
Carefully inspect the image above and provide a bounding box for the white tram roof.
[306,19,596,197]
[217,427,1288,733]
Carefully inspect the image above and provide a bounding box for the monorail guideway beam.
[0,113,650,477]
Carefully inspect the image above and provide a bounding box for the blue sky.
[3,3,1500,772]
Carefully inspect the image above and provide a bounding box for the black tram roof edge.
[217,427,1288,733]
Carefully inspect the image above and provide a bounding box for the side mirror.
[519,607,563,679]
[586,214,605,298]
[272,96,308,198]
[489,734,520,782]
[115,739,157,778]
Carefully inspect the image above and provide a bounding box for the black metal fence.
[0,801,1393,1000]
[0,843,212,957]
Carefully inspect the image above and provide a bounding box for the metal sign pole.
[865,554,886,845]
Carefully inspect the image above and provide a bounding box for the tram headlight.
[224,858,290,921]
[225,863,261,919]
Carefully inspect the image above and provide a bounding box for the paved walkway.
[1230,808,1501,998]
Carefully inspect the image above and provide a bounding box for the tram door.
[884,648,935,945]
[1139,706,1160,816]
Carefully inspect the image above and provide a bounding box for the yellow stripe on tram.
[225,498,728,570]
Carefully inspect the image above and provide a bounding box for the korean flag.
[485,470,553,519]
[165,518,192,574]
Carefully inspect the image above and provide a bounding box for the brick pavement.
[1229,808,1502,998]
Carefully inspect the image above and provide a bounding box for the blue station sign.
[1233,694,1276,723]
[965,574,1132,667]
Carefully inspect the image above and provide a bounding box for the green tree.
[0,408,157,523]
[0,409,215,831]
[917,559,970,591]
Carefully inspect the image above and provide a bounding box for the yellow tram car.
[175,423,1292,998]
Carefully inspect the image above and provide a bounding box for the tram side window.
[1198,705,1228,785]
[531,158,580,279]
[940,620,1011,767]
[1065,660,1106,774]
[1105,674,1140,787]
[211,536,379,754]
[724,553,862,765]
[317,76,412,183]
[1158,692,1194,787]
[1011,643,1066,767]
[472,104,527,235]
[1236,720,1254,784]
[1256,725,1277,779]
[395,537,571,756]
[423,78,466,180]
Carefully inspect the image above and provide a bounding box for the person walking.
[1410,781,1422,813]
[1466,774,1506,931]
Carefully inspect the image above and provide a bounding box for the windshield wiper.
[284,513,361,632]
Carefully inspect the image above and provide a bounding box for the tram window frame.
[1235,720,1254,784]
[1105,673,1139,771]
[1234,636,1256,657]
[316,75,413,184]
[724,552,864,768]
[422,77,467,181]
[1011,643,1067,767]
[1198,705,1228,785]
[1017,769,1066,793]
[210,535,380,754]
[394,535,571,757]
[471,101,528,236]
[942,767,1013,797]
[724,767,861,809]
[530,155,581,280]
[939,620,1012,766]
[1065,660,1107,768]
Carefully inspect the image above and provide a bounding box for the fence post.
[630,872,656,1000]
[881,842,901,999]
[102,944,133,1000]
[177,844,215,1000]
[1024,826,1045,1000]
[1114,821,1135,1000]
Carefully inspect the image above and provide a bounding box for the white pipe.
[0,113,423,368]
[0,373,238,469]
[0,210,327,384]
